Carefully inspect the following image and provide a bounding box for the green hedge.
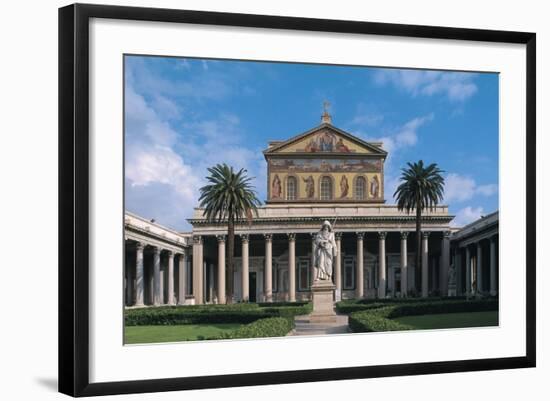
[335,302,393,314]
[349,299,498,333]
[349,313,414,332]
[336,296,474,314]
[206,317,295,340]
[125,302,312,326]
[260,303,313,317]
[257,301,309,307]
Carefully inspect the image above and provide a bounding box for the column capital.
[166,250,174,257]
[288,233,296,241]
[193,235,203,245]
[335,232,343,240]
[378,231,387,240]
[443,231,452,239]
[356,232,364,240]
[240,234,249,243]
[400,231,409,240]
[263,233,273,241]
[216,235,226,243]
[422,232,430,239]
[152,246,161,255]
[136,241,145,251]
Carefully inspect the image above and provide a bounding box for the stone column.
[134,242,145,306]
[440,231,451,295]
[455,248,462,295]
[217,235,226,304]
[167,251,175,305]
[264,234,273,302]
[310,233,317,285]
[192,235,204,305]
[241,234,249,302]
[465,246,472,296]
[126,250,133,306]
[153,247,161,306]
[490,237,497,296]
[159,261,165,304]
[148,259,154,305]
[288,233,296,302]
[208,264,214,303]
[356,232,364,299]
[421,232,429,298]
[378,232,387,299]
[335,232,342,300]
[400,232,408,297]
[177,251,186,305]
[203,261,207,303]
[476,241,483,294]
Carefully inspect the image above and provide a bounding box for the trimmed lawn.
[393,311,499,330]
[125,323,243,344]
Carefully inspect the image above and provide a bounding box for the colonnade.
[186,230,450,305]
[455,235,498,296]
[125,241,188,307]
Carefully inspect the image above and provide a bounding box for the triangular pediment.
[264,124,387,156]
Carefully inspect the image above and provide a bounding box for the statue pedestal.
[447,284,457,297]
[308,280,337,323]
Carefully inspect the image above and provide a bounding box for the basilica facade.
[124,113,498,307]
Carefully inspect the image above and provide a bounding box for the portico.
[451,211,499,297]
[186,203,454,304]
[124,212,191,307]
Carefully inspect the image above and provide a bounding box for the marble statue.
[313,220,337,281]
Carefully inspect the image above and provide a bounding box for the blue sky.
[125,55,499,231]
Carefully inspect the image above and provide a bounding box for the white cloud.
[125,80,267,230]
[126,57,232,101]
[394,114,434,147]
[451,206,484,227]
[349,108,384,128]
[353,114,434,202]
[358,113,434,156]
[374,70,478,102]
[444,173,498,203]
[476,184,498,197]
[125,85,202,231]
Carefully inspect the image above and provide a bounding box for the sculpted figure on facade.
[370,175,380,198]
[313,220,337,281]
[303,175,315,198]
[340,175,349,198]
[272,174,282,198]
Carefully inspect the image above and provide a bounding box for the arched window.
[286,176,297,200]
[320,176,332,200]
[355,176,366,200]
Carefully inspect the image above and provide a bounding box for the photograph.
[122,55,500,345]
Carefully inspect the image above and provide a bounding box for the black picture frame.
[58,3,536,397]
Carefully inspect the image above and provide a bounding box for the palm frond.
[393,160,445,214]
[198,163,262,223]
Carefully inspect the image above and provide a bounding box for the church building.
[124,110,497,307]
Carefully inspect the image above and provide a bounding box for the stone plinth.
[447,284,457,297]
[309,280,337,323]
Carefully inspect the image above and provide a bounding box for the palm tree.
[198,163,261,303]
[393,160,445,295]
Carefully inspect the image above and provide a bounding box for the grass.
[392,311,499,330]
[124,323,243,344]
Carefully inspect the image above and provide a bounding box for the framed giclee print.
[58,3,536,397]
